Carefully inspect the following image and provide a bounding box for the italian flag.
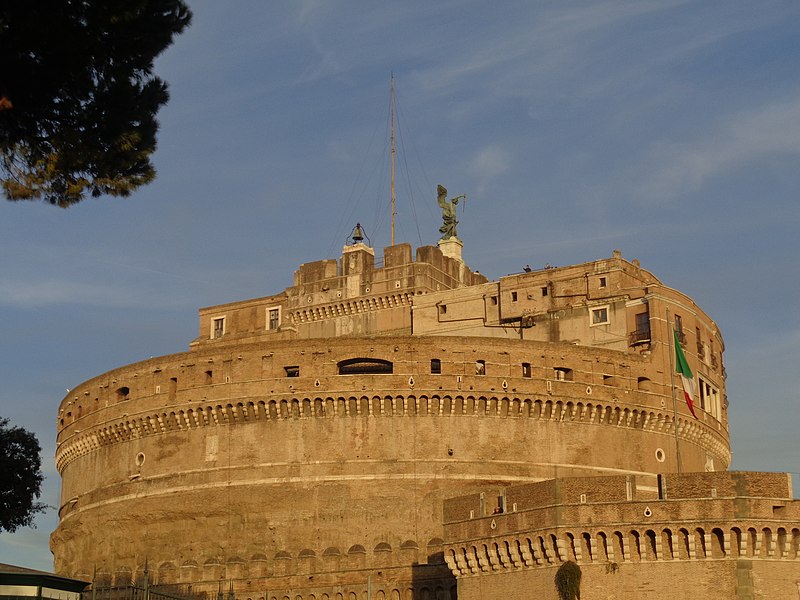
[674,329,698,419]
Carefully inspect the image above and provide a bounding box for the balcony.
[629,328,652,346]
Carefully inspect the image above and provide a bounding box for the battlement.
[444,472,794,525]
[195,243,487,346]
[443,472,800,600]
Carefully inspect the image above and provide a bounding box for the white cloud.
[411,0,690,97]
[0,280,136,309]
[629,95,800,201]
[470,144,512,196]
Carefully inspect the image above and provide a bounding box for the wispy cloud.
[0,280,138,309]
[410,0,689,97]
[470,144,511,196]
[0,278,201,310]
[629,95,800,201]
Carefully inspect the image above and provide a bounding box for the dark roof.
[0,563,89,592]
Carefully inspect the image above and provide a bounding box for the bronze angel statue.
[437,184,466,240]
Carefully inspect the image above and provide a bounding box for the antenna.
[390,73,396,246]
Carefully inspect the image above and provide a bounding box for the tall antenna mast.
[390,73,396,246]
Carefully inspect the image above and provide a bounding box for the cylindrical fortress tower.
[51,244,729,599]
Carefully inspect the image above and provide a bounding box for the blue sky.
[1,0,799,569]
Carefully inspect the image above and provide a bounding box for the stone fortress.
[51,208,799,599]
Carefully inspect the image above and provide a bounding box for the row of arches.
[165,538,438,567]
[447,525,800,576]
[263,588,455,600]
[93,539,448,586]
[93,577,453,600]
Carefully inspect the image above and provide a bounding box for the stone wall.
[52,247,735,599]
[443,473,800,600]
[53,335,729,596]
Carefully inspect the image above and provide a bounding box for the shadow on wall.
[408,550,457,600]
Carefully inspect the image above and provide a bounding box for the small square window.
[439,304,447,315]
[591,307,609,325]
[522,362,532,378]
[490,296,498,306]
[212,317,225,339]
[541,287,548,297]
[475,360,486,375]
[284,366,299,377]
[511,291,518,302]
[431,359,442,374]
[599,276,607,288]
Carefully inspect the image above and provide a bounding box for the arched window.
[337,358,393,375]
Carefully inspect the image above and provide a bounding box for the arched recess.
[338,358,393,374]
[730,527,742,557]
[711,528,726,558]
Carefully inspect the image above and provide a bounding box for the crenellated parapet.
[445,520,800,576]
[443,472,800,598]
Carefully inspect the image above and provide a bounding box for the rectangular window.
[698,376,720,418]
[630,311,651,345]
[554,367,573,381]
[212,317,225,339]
[267,307,280,330]
[431,358,442,374]
[522,362,531,378]
[284,365,299,377]
[475,360,486,375]
[591,306,609,325]
[599,276,607,288]
[490,296,498,306]
[511,291,518,302]
[674,314,686,345]
[439,304,447,315]
[541,286,548,297]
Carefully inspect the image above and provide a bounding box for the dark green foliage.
[0,1,191,206]
[0,417,46,532]
[554,560,582,600]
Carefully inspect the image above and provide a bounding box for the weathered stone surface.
[51,243,752,599]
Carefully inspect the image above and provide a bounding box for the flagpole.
[390,73,396,247]
[666,307,683,473]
